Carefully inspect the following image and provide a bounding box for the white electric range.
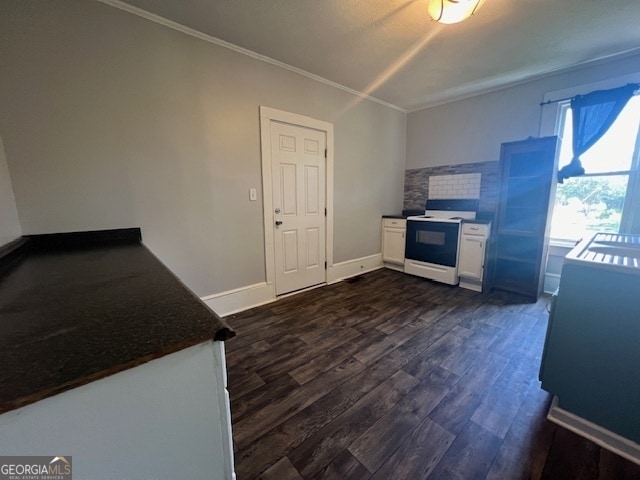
[404,199,478,285]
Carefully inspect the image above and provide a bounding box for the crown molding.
[96,0,406,113]
[407,46,640,113]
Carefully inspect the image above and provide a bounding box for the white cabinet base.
[384,262,404,272]
[382,218,406,268]
[459,278,482,292]
[458,223,490,293]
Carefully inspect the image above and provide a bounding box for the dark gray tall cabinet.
[490,136,559,300]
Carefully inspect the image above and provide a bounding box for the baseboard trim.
[202,254,384,315]
[201,282,276,317]
[383,262,404,272]
[327,253,384,284]
[547,397,640,465]
[543,272,561,294]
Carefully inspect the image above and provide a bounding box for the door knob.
[275,220,283,226]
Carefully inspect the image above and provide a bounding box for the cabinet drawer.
[382,218,406,229]
[462,223,489,237]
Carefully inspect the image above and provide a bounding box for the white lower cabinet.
[382,218,406,271]
[0,341,235,480]
[458,222,490,291]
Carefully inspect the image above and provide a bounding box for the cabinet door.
[382,228,405,264]
[459,236,485,280]
[491,136,559,299]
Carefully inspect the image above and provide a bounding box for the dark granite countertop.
[382,209,425,219]
[384,214,493,224]
[0,229,234,414]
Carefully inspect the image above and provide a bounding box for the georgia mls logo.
[0,456,72,480]
[49,457,71,475]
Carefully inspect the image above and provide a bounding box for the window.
[550,94,640,241]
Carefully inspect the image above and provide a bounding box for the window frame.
[540,74,640,239]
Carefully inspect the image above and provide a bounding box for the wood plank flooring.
[224,269,640,479]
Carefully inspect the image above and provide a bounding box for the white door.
[271,121,326,295]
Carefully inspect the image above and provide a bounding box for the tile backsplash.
[428,173,481,199]
[404,161,499,218]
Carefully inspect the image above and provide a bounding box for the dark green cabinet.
[490,136,559,300]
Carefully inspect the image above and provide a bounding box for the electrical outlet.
[249,188,257,201]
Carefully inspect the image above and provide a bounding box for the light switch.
[249,188,257,201]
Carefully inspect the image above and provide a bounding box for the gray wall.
[407,53,640,169]
[0,1,406,296]
[0,135,21,247]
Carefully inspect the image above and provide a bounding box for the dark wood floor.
[224,269,640,479]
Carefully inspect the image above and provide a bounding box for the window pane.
[550,175,629,241]
[558,95,640,174]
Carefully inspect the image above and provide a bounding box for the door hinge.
[325,261,327,269]
[324,207,327,216]
[324,148,327,159]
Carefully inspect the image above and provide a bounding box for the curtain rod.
[539,82,640,106]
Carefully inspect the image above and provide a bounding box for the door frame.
[259,106,334,294]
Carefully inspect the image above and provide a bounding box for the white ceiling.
[116,0,640,111]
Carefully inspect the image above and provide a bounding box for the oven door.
[405,220,460,267]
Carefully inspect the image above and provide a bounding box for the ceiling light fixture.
[428,0,486,24]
